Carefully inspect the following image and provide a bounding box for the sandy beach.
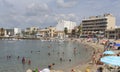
[71,38,104,72]
[50,38,105,72]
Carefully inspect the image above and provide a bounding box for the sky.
[0,0,120,29]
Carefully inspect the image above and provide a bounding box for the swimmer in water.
[69,59,71,62]
[38,50,40,52]
[31,50,33,53]
[28,59,31,65]
[22,57,25,64]
[17,56,20,60]
[48,52,50,56]
[60,58,62,61]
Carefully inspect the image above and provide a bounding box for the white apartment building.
[56,20,76,32]
[5,28,21,37]
[14,28,21,35]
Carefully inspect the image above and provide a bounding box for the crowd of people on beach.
[83,38,120,72]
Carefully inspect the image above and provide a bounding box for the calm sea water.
[0,40,93,72]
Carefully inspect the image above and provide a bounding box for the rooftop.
[83,13,114,20]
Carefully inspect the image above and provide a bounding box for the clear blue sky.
[0,0,119,29]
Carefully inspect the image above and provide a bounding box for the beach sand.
[50,38,105,72]
[71,38,104,72]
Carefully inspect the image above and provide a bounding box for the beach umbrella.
[115,43,120,46]
[103,51,115,55]
[100,56,120,66]
[41,68,50,72]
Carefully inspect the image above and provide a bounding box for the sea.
[0,40,93,72]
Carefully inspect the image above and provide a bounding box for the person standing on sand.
[92,54,96,64]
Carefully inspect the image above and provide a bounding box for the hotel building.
[81,14,116,37]
[38,26,56,38]
[105,27,120,39]
[56,20,76,33]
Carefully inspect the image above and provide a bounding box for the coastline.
[72,38,104,72]
[51,38,104,72]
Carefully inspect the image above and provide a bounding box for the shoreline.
[72,38,104,72]
[51,38,104,72]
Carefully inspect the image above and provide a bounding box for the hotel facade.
[81,14,116,37]
[56,20,76,32]
[105,27,120,39]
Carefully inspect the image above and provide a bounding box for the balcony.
[82,27,105,31]
[82,24,107,27]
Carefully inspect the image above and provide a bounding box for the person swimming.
[60,58,62,61]
[28,59,31,65]
[69,59,71,62]
[22,57,25,64]
[31,50,33,53]
[48,52,50,56]
[17,56,20,60]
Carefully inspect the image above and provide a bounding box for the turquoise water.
[0,40,93,72]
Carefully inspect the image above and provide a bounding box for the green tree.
[31,30,37,35]
[64,27,68,35]
[71,29,76,37]
[0,28,5,36]
[77,25,82,37]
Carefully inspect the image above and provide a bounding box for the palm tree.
[64,27,68,35]
[77,25,82,37]
[71,29,76,37]
[0,28,5,36]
